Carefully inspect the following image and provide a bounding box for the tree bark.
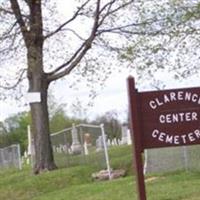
[30,86,57,174]
[27,44,57,174]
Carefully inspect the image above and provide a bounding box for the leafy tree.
[93,110,121,140]
[0,0,135,173]
[0,108,85,155]
[0,112,31,153]
[48,93,85,133]
[120,1,200,88]
[50,109,69,133]
[50,109,84,134]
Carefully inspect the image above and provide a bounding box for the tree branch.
[0,21,19,39]
[44,0,91,40]
[9,0,29,45]
[47,0,101,82]
[24,0,31,8]
[0,6,15,15]
[0,5,28,18]
[45,27,85,41]
[98,0,133,28]
[0,69,26,90]
[96,14,180,36]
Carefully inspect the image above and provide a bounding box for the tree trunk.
[30,83,57,174]
[27,45,57,174]
[9,0,57,174]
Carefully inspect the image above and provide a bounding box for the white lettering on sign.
[181,135,187,144]
[159,112,198,124]
[149,91,200,110]
[151,129,200,145]
[148,90,200,145]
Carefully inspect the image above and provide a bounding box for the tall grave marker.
[127,76,200,200]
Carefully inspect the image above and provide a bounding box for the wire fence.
[27,123,200,175]
[0,144,22,170]
[144,145,200,174]
[50,123,111,177]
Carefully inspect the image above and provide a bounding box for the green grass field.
[1,146,200,200]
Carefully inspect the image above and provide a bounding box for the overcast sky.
[1,1,200,122]
[0,68,132,122]
[1,67,200,122]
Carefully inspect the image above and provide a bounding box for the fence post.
[17,144,22,170]
[143,150,148,175]
[100,123,112,180]
[0,148,5,168]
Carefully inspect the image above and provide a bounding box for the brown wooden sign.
[127,76,200,200]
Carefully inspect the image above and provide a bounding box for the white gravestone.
[71,124,82,154]
[127,129,132,145]
[83,141,89,155]
[96,136,104,152]
[121,124,128,145]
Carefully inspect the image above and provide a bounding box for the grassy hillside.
[0,145,200,200]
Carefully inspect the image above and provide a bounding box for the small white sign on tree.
[27,92,41,103]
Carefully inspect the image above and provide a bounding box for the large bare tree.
[0,0,135,174]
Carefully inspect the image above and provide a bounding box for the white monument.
[96,136,103,152]
[71,124,82,154]
[121,124,128,145]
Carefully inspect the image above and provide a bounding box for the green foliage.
[182,3,200,22]
[48,94,85,133]
[50,109,73,133]
[0,96,87,154]
[0,106,124,157]
[0,112,31,154]
[49,108,86,134]
[120,1,200,89]
[92,110,122,140]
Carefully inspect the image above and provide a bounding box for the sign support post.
[127,77,146,200]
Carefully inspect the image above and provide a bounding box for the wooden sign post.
[127,76,200,200]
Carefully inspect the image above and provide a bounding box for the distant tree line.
[0,112,30,153]
[0,108,123,155]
